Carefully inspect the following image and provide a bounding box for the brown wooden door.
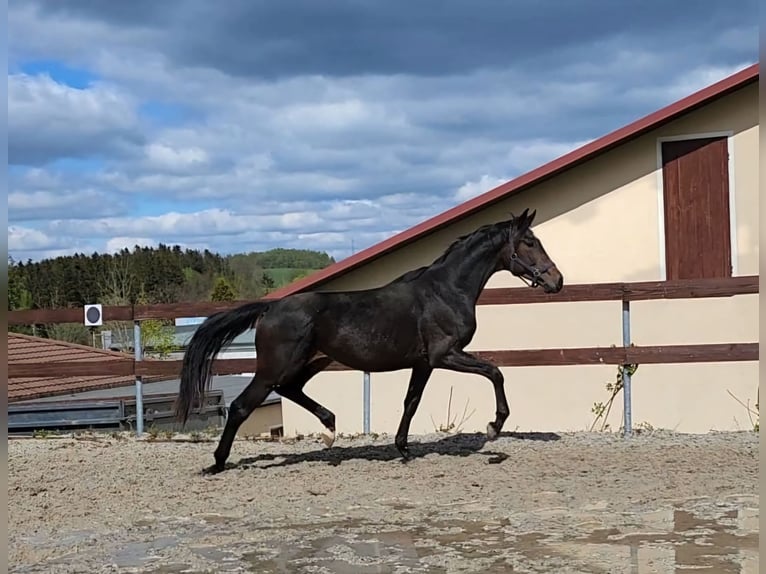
[661,136,732,280]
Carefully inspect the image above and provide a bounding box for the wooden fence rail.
[8,275,758,325]
[8,275,759,380]
[8,343,758,379]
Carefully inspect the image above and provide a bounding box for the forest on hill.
[8,245,335,311]
[8,245,335,348]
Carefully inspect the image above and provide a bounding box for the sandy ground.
[8,429,760,574]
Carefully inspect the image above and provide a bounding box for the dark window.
[661,136,732,280]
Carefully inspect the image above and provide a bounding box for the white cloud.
[144,142,210,172]
[9,188,129,221]
[105,237,159,253]
[454,175,508,202]
[627,62,756,105]
[8,226,98,260]
[8,226,56,251]
[503,138,595,172]
[8,73,142,164]
[45,202,429,240]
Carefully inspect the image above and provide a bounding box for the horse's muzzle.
[542,273,563,294]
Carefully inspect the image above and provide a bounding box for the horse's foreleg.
[394,363,433,460]
[275,357,336,446]
[209,375,273,473]
[435,349,508,440]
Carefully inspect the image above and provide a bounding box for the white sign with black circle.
[84,304,103,326]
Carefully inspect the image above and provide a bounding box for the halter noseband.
[510,252,552,288]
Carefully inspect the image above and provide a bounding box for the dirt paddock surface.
[9,429,759,573]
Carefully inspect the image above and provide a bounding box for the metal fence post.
[363,371,371,434]
[134,320,144,437]
[622,300,633,437]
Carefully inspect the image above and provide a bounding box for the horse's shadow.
[217,431,560,472]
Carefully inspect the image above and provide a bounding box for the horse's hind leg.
[208,326,316,473]
[274,356,336,446]
[208,375,273,473]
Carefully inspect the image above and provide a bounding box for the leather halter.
[510,252,552,288]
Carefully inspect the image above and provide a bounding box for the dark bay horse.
[174,209,563,473]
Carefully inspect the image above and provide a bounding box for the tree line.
[8,245,335,347]
[9,245,334,311]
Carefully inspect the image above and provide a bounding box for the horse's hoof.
[321,430,335,448]
[203,462,225,475]
[486,422,499,441]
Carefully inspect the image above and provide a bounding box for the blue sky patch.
[19,59,99,89]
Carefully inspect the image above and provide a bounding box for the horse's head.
[503,208,563,294]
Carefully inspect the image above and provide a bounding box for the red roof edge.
[8,331,135,361]
[266,62,759,299]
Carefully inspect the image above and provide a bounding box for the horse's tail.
[174,301,271,426]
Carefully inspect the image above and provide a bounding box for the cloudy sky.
[8,1,758,262]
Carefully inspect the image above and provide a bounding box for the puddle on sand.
[242,504,759,574]
[243,535,423,574]
[546,508,758,574]
[111,536,181,569]
[18,502,756,573]
[142,565,199,574]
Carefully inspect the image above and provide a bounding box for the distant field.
[265,267,317,286]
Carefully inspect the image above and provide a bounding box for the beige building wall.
[238,402,283,437]
[281,82,759,438]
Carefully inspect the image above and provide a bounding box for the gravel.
[9,429,760,573]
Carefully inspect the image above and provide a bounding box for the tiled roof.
[8,332,166,403]
[265,63,759,299]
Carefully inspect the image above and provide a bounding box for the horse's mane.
[387,220,510,285]
[432,222,508,265]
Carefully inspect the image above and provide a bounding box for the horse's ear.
[518,208,530,227]
[527,209,537,226]
[514,208,533,235]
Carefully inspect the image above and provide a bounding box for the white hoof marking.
[321,430,335,448]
